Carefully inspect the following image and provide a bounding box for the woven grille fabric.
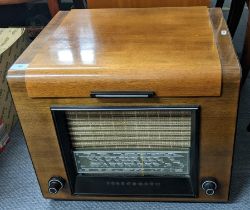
[66,110,192,149]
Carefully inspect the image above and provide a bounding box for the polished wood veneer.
[7,8,240,202]
[23,7,221,98]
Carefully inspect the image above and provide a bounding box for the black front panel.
[51,106,199,197]
[74,176,193,196]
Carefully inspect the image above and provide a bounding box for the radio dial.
[48,176,65,194]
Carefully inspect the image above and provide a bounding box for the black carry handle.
[90,91,155,98]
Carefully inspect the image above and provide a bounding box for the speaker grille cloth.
[66,110,192,150]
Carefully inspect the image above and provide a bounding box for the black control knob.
[201,178,218,196]
[48,176,65,194]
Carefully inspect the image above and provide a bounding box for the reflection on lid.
[80,49,95,64]
[57,49,73,64]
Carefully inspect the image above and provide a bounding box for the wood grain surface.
[7,8,240,202]
[23,7,221,98]
[87,0,210,8]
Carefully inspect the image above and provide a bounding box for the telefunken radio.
[7,7,240,202]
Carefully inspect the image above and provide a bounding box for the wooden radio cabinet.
[7,7,240,202]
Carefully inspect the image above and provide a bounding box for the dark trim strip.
[90,91,155,98]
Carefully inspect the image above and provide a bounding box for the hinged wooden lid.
[14,7,222,98]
